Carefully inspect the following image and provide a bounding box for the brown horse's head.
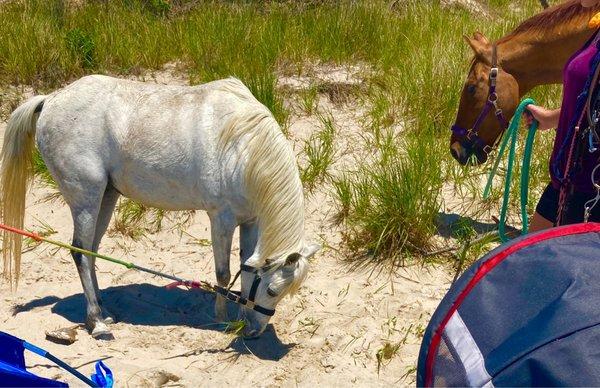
[450,32,520,165]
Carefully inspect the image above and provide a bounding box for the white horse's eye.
[267,286,279,297]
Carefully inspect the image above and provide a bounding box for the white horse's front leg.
[209,210,236,322]
[239,220,258,263]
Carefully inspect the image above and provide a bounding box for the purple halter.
[451,44,510,155]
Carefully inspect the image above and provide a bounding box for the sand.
[0,65,453,387]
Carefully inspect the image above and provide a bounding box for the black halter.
[451,44,509,155]
[214,264,275,317]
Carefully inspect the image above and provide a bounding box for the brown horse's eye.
[467,85,476,95]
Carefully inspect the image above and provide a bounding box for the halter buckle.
[466,129,476,141]
[489,67,498,80]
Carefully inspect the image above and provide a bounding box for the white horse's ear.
[302,243,321,259]
[285,252,302,266]
[246,252,261,267]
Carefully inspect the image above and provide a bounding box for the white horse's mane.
[217,78,305,269]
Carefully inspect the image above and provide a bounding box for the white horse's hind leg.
[90,184,120,324]
[64,176,112,339]
[209,210,236,322]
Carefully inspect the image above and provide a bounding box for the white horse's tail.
[1,95,46,285]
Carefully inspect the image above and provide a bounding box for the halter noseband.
[214,263,275,316]
[451,44,509,155]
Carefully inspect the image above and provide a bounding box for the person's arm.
[523,105,561,131]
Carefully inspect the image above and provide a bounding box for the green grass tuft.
[334,131,443,267]
[32,149,58,189]
[300,112,336,191]
[223,320,246,336]
[65,28,96,70]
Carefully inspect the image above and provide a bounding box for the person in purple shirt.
[526,0,600,231]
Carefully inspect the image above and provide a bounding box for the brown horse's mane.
[498,0,600,43]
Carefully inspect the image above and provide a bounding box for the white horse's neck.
[217,80,305,264]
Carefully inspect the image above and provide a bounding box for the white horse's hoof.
[91,322,113,340]
[103,316,114,325]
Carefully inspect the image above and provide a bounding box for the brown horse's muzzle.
[450,139,489,165]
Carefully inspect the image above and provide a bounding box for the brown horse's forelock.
[498,0,600,44]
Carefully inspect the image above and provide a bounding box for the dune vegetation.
[0,0,561,265]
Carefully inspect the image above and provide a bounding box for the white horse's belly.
[109,101,224,211]
[110,161,217,211]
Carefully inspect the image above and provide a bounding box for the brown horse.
[450,0,600,165]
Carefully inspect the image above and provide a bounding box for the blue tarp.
[0,332,67,387]
[0,331,113,387]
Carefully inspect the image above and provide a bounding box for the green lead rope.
[483,98,538,242]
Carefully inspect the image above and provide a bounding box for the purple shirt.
[551,33,599,193]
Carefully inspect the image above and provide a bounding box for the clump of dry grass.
[0,88,25,122]
[23,219,57,253]
[376,342,401,374]
[317,81,363,105]
[110,198,165,240]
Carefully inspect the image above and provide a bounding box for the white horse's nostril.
[243,329,260,339]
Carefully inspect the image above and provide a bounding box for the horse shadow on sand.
[435,212,519,238]
[12,283,295,361]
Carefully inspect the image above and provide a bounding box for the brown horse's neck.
[498,27,595,96]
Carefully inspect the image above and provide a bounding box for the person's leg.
[529,211,554,233]
[530,183,559,233]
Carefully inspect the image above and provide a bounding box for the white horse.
[1,75,319,338]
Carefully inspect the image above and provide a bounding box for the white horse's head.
[239,243,320,338]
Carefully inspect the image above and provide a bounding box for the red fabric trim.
[424,223,600,387]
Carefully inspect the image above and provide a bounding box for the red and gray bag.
[417,223,600,387]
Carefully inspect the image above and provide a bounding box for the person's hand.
[523,105,560,131]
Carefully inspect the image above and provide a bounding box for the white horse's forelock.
[217,78,305,268]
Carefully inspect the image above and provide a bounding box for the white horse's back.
[36,75,265,210]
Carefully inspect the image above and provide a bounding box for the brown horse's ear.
[463,34,492,65]
[472,31,490,45]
